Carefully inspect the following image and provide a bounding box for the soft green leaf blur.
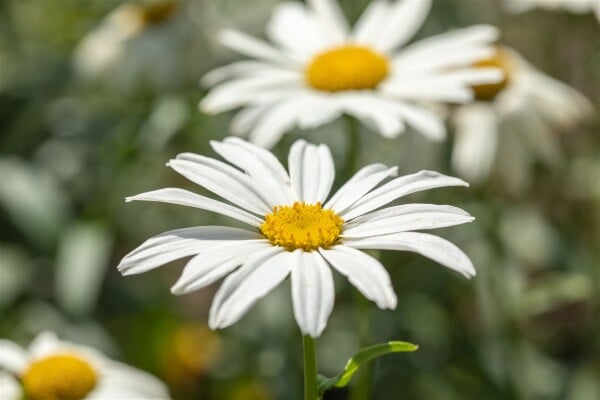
[1,0,599,399]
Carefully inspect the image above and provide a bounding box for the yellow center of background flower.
[138,0,178,26]
[260,202,343,251]
[472,47,512,101]
[22,354,98,400]
[306,45,390,92]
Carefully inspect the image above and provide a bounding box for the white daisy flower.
[200,0,504,148]
[451,46,594,186]
[0,331,171,400]
[503,0,600,21]
[117,138,475,338]
[73,0,199,90]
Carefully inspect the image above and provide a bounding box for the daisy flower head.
[199,0,505,148]
[73,0,200,91]
[450,45,594,187]
[502,0,600,21]
[0,331,171,400]
[118,138,476,338]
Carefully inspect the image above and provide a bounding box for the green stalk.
[343,115,361,179]
[303,335,319,400]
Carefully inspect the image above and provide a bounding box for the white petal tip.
[170,285,186,295]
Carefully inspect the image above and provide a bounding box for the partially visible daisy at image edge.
[450,45,594,186]
[0,331,171,400]
[117,137,476,338]
[502,0,600,21]
[199,0,504,148]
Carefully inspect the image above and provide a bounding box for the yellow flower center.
[260,202,344,251]
[472,47,513,101]
[306,45,390,92]
[138,0,178,26]
[22,354,98,400]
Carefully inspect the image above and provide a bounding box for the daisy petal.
[219,29,296,66]
[248,96,312,149]
[342,170,468,220]
[451,102,499,184]
[291,251,335,337]
[0,340,28,373]
[308,0,349,43]
[352,1,390,45]
[374,0,432,52]
[118,227,262,276]
[97,361,171,400]
[266,2,326,60]
[28,331,60,358]
[230,103,273,135]
[171,240,271,295]
[126,188,263,226]
[169,155,271,215]
[344,203,474,237]
[289,140,333,203]
[338,93,407,138]
[344,232,476,278]
[396,24,499,71]
[0,372,21,400]
[209,248,290,329]
[201,61,283,87]
[325,164,398,213]
[200,74,302,114]
[211,140,293,206]
[394,102,446,140]
[320,246,397,309]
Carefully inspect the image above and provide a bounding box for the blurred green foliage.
[0,1,599,399]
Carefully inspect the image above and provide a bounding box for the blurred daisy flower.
[503,0,600,21]
[450,46,594,187]
[118,138,475,338]
[0,331,171,400]
[73,0,202,90]
[200,0,503,148]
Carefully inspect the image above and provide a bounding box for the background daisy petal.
[0,340,28,373]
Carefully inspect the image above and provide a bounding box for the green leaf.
[318,341,418,394]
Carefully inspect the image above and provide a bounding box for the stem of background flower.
[349,293,372,400]
[343,115,361,179]
[303,335,319,400]
[343,115,372,400]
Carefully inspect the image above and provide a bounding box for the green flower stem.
[303,335,319,400]
[350,293,372,400]
[343,115,361,179]
[343,116,371,400]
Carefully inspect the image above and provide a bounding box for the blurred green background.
[0,0,599,399]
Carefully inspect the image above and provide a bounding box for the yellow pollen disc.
[22,354,98,400]
[138,0,178,26]
[260,202,344,251]
[472,46,513,101]
[306,45,390,92]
